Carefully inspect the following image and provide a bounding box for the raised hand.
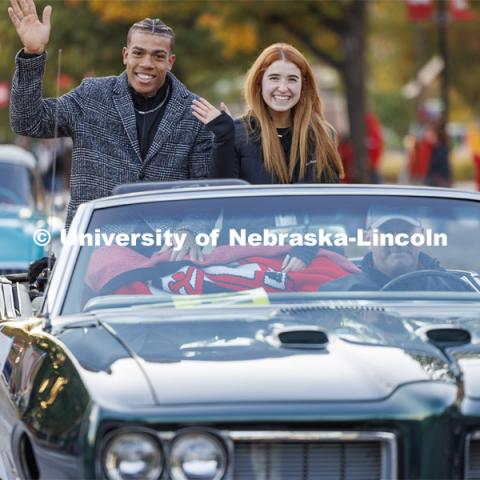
[192,97,231,125]
[8,0,52,54]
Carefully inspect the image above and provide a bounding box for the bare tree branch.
[303,2,347,36]
[266,14,345,71]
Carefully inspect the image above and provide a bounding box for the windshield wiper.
[83,293,174,312]
[82,290,480,314]
[82,288,270,313]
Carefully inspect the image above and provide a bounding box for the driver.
[320,209,450,291]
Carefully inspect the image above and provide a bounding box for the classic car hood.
[58,321,156,407]
[139,342,435,405]
[95,304,460,405]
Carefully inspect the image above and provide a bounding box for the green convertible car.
[2,182,480,479]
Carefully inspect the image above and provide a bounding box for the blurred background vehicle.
[0,144,63,274]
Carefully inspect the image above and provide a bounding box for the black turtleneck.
[129,77,172,160]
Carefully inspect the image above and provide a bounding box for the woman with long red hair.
[192,43,343,272]
[192,42,343,184]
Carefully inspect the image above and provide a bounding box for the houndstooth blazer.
[10,52,213,226]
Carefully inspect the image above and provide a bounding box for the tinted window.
[61,194,480,314]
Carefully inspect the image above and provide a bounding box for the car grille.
[465,432,480,479]
[228,431,397,480]
[153,430,397,480]
[233,441,379,479]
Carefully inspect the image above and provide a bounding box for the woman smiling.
[192,43,344,184]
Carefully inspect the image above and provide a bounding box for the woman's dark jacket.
[208,113,339,184]
[207,113,339,266]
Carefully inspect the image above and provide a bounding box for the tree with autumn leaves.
[84,0,371,181]
[0,0,372,181]
[1,0,480,181]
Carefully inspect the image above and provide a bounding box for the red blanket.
[85,245,359,295]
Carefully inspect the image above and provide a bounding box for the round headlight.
[103,432,164,480]
[170,432,227,480]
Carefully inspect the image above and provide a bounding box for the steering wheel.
[380,269,476,292]
[0,186,23,205]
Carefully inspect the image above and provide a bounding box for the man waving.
[8,0,212,228]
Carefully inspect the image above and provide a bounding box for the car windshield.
[61,193,480,314]
[0,163,35,207]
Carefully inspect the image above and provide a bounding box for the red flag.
[450,0,474,20]
[406,0,434,21]
[59,73,74,91]
[0,81,10,109]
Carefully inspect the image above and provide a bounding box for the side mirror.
[0,280,15,320]
[27,256,55,300]
[0,280,32,320]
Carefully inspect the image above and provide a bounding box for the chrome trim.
[54,184,480,212]
[97,426,396,480]
[227,430,397,480]
[157,429,397,480]
[465,431,480,479]
[0,286,5,320]
[169,430,228,480]
[96,426,165,480]
[3,284,15,319]
[14,284,22,317]
[47,185,480,320]
[100,426,231,480]
[45,201,93,320]
[226,430,394,442]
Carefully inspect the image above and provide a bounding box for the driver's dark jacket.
[320,252,443,291]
